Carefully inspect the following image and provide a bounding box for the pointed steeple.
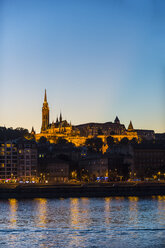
[114,116,120,124]
[41,89,49,132]
[44,89,47,102]
[56,116,58,123]
[128,121,134,131]
[59,112,62,122]
[31,126,35,135]
[52,121,55,128]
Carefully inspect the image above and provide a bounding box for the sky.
[0,0,165,133]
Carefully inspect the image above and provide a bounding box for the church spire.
[31,126,35,135]
[114,116,120,124]
[44,89,47,102]
[41,89,49,132]
[128,121,134,131]
[59,112,62,122]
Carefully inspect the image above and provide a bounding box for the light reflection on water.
[35,198,47,228]
[9,198,18,228]
[0,196,164,247]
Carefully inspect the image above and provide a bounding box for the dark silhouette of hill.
[0,127,29,141]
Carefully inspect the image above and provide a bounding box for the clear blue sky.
[0,0,165,133]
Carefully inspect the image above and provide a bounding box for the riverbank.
[0,182,165,198]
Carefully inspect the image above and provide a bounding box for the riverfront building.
[0,141,18,182]
[133,143,165,179]
[17,139,38,182]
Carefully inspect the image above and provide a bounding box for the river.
[0,196,165,247]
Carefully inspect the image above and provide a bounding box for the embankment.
[0,182,165,198]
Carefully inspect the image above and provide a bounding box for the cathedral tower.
[41,89,49,132]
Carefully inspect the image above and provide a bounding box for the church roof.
[114,116,120,124]
[128,121,134,130]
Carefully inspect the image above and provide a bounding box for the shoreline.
[0,182,165,198]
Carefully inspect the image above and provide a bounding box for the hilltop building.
[34,90,154,147]
[35,90,85,146]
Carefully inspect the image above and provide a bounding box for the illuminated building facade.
[76,116,126,136]
[44,159,69,183]
[35,90,83,145]
[133,144,165,179]
[17,140,38,182]
[34,90,155,148]
[41,89,49,132]
[0,141,18,182]
[79,156,108,181]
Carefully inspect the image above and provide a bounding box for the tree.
[85,137,103,152]
[38,136,47,144]
[130,138,138,145]
[120,137,129,144]
[81,168,90,182]
[56,137,68,144]
[106,136,115,147]
[0,126,29,141]
[98,128,103,135]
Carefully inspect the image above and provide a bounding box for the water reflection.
[0,197,165,248]
[70,198,79,228]
[69,198,81,247]
[128,197,139,226]
[8,199,18,246]
[9,198,18,228]
[80,197,90,227]
[34,198,47,228]
[157,196,165,227]
[105,197,111,224]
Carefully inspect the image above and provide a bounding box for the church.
[34,90,155,146]
[35,90,85,146]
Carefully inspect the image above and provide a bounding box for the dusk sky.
[1,0,165,133]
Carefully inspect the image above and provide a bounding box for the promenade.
[0,182,165,198]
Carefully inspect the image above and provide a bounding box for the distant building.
[76,116,126,137]
[155,133,165,143]
[45,159,69,183]
[0,141,18,182]
[17,140,38,182]
[106,144,134,181]
[34,90,155,147]
[35,90,84,146]
[79,156,108,181]
[133,143,165,179]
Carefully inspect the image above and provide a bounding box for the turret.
[114,116,120,124]
[41,89,49,132]
[128,121,134,131]
[52,121,55,129]
[31,126,35,135]
[59,112,62,123]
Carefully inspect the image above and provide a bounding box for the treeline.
[0,127,29,141]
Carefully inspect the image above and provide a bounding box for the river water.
[0,196,165,248]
